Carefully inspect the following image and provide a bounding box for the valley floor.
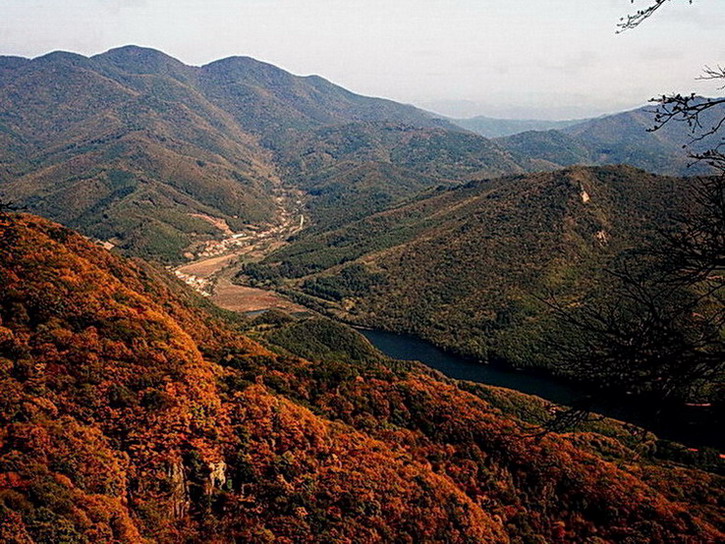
[210,271,309,314]
[173,185,309,314]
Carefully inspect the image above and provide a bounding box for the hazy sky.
[2,1,724,119]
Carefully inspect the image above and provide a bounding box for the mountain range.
[452,115,587,138]
[0,46,457,261]
[2,46,723,263]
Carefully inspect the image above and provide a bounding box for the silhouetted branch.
[697,65,725,88]
[617,0,692,32]
[541,245,724,404]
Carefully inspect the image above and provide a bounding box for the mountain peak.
[32,50,90,67]
[203,55,278,70]
[92,45,189,75]
[201,55,295,85]
[96,44,176,60]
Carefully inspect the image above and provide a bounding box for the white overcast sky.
[2,0,724,119]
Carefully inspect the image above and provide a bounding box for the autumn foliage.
[0,214,722,543]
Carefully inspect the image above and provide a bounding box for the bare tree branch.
[648,94,725,144]
[697,65,725,89]
[617,0,693,32]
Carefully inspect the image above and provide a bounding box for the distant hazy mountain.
[495,101,725,175]
[453,115,587,138]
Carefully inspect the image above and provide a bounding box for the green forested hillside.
[561,105,718,174]
[240,165,701,373]
[1,46,522,261]
[289,160,445,231]
[0,48,279,261]
[497,129,594,170]
[279,122,525,228]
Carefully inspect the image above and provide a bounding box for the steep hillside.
[562,103,720,174]
[281,122,524,228]
[0,46,523,261]
[497,129,594,170]
[289,160,444,231]
[281,122,522,181]
[0,48,279,261]
[242,165,699,371]
[197,55,453,148]
[1,213,722,543]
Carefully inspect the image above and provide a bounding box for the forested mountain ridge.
[0,47,280,261]
[5,46,719,265]
[0,212,722,543]
[1,46,525,261]
[242,165,706,375]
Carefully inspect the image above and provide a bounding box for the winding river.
[359,328,723,451]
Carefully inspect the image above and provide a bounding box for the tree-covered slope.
[197,55,453,147]
[1,213,722,543]
[0,48,279,261]
[1,46,524,261]
[496,129,595,170]
[279,122,524,229]
[242,165,699,371]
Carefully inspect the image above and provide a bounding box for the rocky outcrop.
[168,460,190,519]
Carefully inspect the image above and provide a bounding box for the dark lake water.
[359,328,723,450]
